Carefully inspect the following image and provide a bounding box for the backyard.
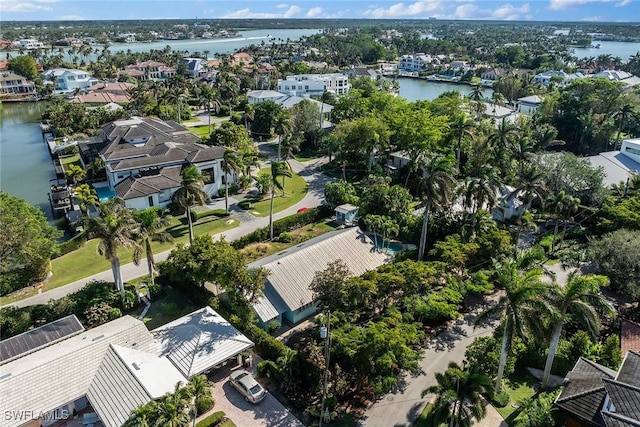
[132,286,197,330]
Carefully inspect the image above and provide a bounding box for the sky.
[1,0,638,22]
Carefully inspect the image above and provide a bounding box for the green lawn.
[413,403,434,427]
[248,168,308,217]
[494,369,537,422]
[134,287,197,330]
[59,154,82,173]
[0,215,238,305]
[189,125,213,139]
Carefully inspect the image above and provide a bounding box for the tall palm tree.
[135,209,173,288]
[87,198,142,302]
[613,103,636,150]
[474,258,553,393]
[422,362,493,427]
[546,190,580,252]
[273,110,292,162]
[222,149,243,213]
[75,183,99,217]
[468,85,484,102]
[541,273,614,389]
[449,114,475,176]
[154,382,191,427]
[66,164,86,186]
[417,155,456,261]
[123,400,158,427]
[465,165,503,215]
[244,103,255,133]
[172,165,207,245]
[268,162,292,240]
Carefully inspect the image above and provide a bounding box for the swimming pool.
[95,186,115,203]
[367,233,405,255]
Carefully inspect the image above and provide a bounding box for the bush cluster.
[217,184,239,198]
[232,205,332,249]
[195,411,226,427]
[190,209,230,222]
[55,233,88,258]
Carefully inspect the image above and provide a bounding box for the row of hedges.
[190,209,229,222]
[54,232,87,258]
[232,205,333,249]
[196,411,225,427]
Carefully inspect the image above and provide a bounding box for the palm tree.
[474,258,553,393]
[154,383,191,427]
[546,191,580,252]
[75,183,99,216]
[123,400,158,427]
[268,162,292,240]
[468,85,484,102]
[170,85,186,123]
[449,114,475,176]
[273,110,292,162]
[66,164,86,185]
[135,209,173,288]
[222,149,242,213]
[172,165,207,245]
[422,362,493,427]
[417,155,456,261]
[244,103,255,133]
[541,273,614,389]
[613,103,635,150]
[87,198,142,302]
[466,165,503,215]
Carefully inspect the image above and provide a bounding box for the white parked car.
[228,369,267,403]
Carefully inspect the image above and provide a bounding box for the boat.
[49,180,72,216]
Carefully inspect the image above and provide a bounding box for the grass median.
[247,167,308,217]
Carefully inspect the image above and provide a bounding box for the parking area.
[208,362,305,427]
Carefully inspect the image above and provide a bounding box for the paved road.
[4,157,333,309]
[360,294,501,427]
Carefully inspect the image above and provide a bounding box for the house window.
[148,196,154,206]
[625,146,640,156]
[201,167,215,184]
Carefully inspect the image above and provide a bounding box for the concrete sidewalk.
[4,160,334,309]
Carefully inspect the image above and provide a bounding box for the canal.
[398,78,493,102]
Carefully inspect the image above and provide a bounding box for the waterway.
[398,78,493,102]
[0,102,57,221]
[572,41,639,61]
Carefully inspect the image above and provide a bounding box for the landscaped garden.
[241,167,308,217]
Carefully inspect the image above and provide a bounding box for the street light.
[319,311,332,427]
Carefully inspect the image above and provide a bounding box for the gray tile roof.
[249,227,389,314]
[602,412,640,427]
[603,379,640,420]
[0,315,84,364]
[114,165,183,200]
[87,344,186,427]
[617,351,640,386]
[0,316,154,427]
[587,151,640,187]
[152,306,254,378]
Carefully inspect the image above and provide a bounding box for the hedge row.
[190,209,229,222]
[196,411,226,427]
[55,232,87,258]
[232,205,333,249]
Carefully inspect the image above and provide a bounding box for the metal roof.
[587,151,640,187]
[249,227,389,313]
[0,315,84,365]
[0,316,155,427]
[87,344,186,427]
[152,306,254,378]
[334,204,359,214]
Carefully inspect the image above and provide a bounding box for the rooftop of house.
[518,94,544,104]
[114,164,183,199]
[622,320,640,356]
[587,150,640,187]
[249,227,389,322]
[0,71,32,82]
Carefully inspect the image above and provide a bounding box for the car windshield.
[250,384,263,395]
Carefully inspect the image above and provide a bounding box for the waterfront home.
[41,68,99,93]
[78,116,232,210]
[15,38,44,49]
[179,57,209,77]
[346,66,381,80]
[555,351,640,427]
[250,227,389,328]
[247,90,333,125]
[70,82,133,105]
[277,73,350,96]
[592,69,640,89]
[533,70,583,87]
[398,53,439,72]
[0,309,252,427]
[480,66,506,81]
[121,60,176,81]
[0,71,35,98]
[483,102,518,123]
[516,94,544,115]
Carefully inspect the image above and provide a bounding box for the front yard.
[245,167,308,217]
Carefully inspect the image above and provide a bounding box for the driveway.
[360,293,502,427]
[208,363,304,427]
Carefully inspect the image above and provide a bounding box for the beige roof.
[250,227,389,314]
[0,316,155,427]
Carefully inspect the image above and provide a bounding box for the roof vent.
[92,334,105,341]
[132,362,141,370]
[0,373,12,380]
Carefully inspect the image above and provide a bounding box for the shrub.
[190,209,229,222]
[257,359,283,381]
[196,411,226,427]
[276,232,293,243]
[218,105,230,117]
[84,302,113,327]
[244,323,293,361]
[195,396,215,416]
[217,184,239,198]
[219,420,237,427]
[238,200,253,210]
[55,232,87,258]
[492,390,510,408]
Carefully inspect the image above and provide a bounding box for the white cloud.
[615,0,631,6]
[363,0,446,18]
[454,3,480,18]
[0,2,54,12]
[548,0,615,10]
[581,15,603,20]
[306,7,324,17]
[492,3,531,19]
[450,2,530,19]
[58,14,85,20]
[222,5,302,18]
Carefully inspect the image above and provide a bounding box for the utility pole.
[319,311,332,427]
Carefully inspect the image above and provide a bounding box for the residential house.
[231,52,254,67]
[179,57,209,77]
[278,73,350,96]
[397,53,438,72]
[346,66,381,80]
[79,116,231,210]
[533,70,583,87]
[41,68,99,93]
[247,90,333,126]
[16,38,44,49]
[480,66,506,81]
[482,102,518,123]
[555,351,640,427]
[587,138,640,187]
[121,60,176,81]
[70,81,133,104]
[250,227,389,328]
[516,94,544,115]
[0,71,35,98]
[0,308,252,427]
[592,70,640,89]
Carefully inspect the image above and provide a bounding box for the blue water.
[95,186,115,203]
[368,234,405,254]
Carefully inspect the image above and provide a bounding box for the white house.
[79,116,231,210]
[247,90,333,125]
[16,38,44,49]
[592,70,640,88]
[278,73,350,96]
[179,57,209,77]
[517,95,544,115]
[587,138,640,187]
[533,70,583,87]
[398,53,438,72]
[41,68,99,93]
